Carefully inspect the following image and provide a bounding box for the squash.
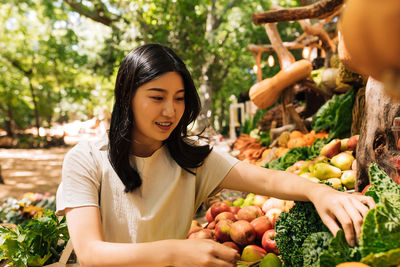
[249,59,313,109]
[341,0,400,96]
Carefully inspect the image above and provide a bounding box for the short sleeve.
[194,149,239,210]
[56,141,102,216]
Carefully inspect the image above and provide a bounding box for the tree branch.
[252,0,343,25]
[63,0,119,26]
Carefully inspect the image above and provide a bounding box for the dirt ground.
[0,146,72,199]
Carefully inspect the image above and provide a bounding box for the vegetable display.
[0,210,69,267]
[311,88,356,140]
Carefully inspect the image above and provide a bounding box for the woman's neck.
[131,139,163,157]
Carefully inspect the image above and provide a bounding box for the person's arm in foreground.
[65,207,239,267]
[219,161,375,246]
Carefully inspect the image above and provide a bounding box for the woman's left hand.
[309,186,375,246]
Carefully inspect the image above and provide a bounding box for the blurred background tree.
[0,0,302,136]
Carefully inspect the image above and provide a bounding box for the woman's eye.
[176,97,185,101]
[150,96,163,100]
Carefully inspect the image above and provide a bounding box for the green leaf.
[361,248,400,267]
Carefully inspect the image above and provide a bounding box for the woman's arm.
[66,206,239,267]
[219,161,375,246]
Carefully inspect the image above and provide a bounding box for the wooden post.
[254,51,262,82]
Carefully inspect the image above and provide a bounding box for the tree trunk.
[356,77,400,191]
[5,103,15,138]
[29,81,41,136]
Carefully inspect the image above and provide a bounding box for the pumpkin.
[341,0,400,96]
[249,59,313,109]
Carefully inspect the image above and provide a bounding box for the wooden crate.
[44,240,79,267]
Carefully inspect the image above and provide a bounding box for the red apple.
[210,201,231,218]
[187,229,214,240]
[265,208,282,227]
[214,219,233,242]
[262,198,285,214]
[230,220,256,246]
[206,207,214,223]
[250,216,273,239]
[215,211,236,223]
[186,220,203,238]
[229,206,241,215]
[237,205,263,222]
[241,245,267,262]
[222,241,240,252]
[206,220,216,230]
[262,229,279,255]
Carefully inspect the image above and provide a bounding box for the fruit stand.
[187,0,400,266]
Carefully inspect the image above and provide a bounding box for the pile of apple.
[286,135,359,190]
[187,195,294,263]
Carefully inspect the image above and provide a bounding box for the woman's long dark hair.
[108,44,212,193]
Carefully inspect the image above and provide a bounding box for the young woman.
[56,44,375,267]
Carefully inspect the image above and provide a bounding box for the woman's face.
[132,71,185,149]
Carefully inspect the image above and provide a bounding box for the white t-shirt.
[56,136,239,243]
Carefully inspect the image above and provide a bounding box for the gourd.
[341,0,400,96]
[249,59,312,109]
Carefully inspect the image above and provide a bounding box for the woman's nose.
[162,100,175,117]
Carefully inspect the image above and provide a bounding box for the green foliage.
[266,138,329,170]
[241,108,268,135]
[318,230,361,266]
[275,201,328,267]
[359,164,400,267]
[311,89,356,139]
[302,232,333,267]
[0,210,69,267]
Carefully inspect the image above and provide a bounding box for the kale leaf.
[275,201,328,267]
[302,231,333,267]
[319,230,361,267]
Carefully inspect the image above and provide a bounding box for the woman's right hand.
[169,238,240,267]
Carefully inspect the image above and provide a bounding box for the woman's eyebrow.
[147,88,185,93]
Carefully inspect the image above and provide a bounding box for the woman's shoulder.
[64,135,108,163]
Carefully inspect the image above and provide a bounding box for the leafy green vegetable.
[318,230,361,267]
[0,210,69,267]
[241,108,268,135]
[302,232,333,267]
[267,146,309,171]
[266,138,329,170]
[361,248,400,267]
[360,208,387,257]
[311,89,356,139]
[366,163,400,203]
[275,201,328,267]
[359,163,400,266]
